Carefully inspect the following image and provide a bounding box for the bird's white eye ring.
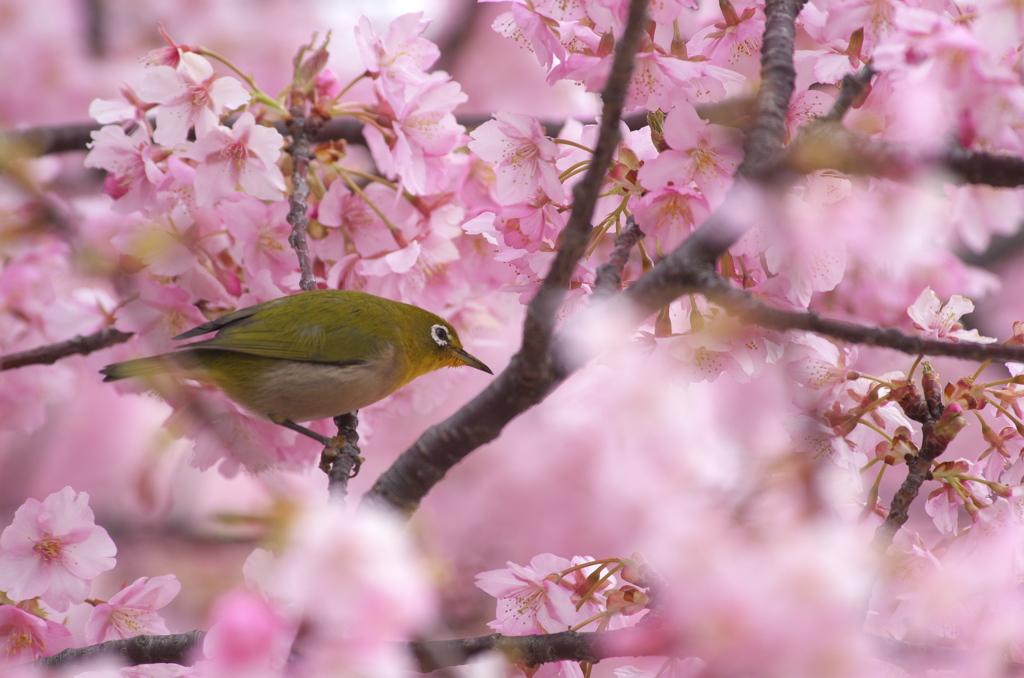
[431,324,450,347]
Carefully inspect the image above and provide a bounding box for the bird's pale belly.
[229,358,404,423]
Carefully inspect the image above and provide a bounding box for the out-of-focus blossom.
[355,12,440,83]
[84,126,166,214]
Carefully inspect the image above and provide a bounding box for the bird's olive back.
[176,290,464,373]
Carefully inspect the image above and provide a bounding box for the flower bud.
[933,403,967,445]
[606,586,650,616]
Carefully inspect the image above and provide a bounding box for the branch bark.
[696,271,1024,363]
[0,327,133,371]
[285,106,320,294]
[36,629,204,669]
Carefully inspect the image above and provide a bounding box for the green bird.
[100,290,493,444]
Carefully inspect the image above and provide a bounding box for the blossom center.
[5,630,43,658]
[33,535,65,564]
[221,141,250,171]
[188,85,210,110]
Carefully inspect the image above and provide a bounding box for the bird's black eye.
[430,324,450,347]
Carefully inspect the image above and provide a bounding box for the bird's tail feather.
[100,354,190,382]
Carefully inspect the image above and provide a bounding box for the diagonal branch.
[621,0,806,315]
[365,0,811,515]
[363,0,651,514]
[736,0,804,177]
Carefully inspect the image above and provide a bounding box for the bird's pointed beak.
[456,348,493,375]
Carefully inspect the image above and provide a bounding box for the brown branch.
[521,0,648,357]
[36,629,204,669]
[320,411,363,502]
[785,121,1024,187]
[362,0,651,515]
[822,66,875,123]
[735,0,803,178]
[871,429,940,550]
[285,107,320,293]
[594,219,644,297]
[0,111,709,158]
[31,628,604,673]
[0,327,134,371]
[411,630,612,672]
[30,617,1019,675]
[943,144,1024,187]
[11,104,1023,189]
[619,0,806,316]
[870,366,962,550]
[412,628,1024,673]
[694,271,1024,363]
[1,122,104,156]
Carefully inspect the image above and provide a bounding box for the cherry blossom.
[354,12,440,83]
[85,574,182,643]
[0,487,116,612]
[785,332,858,402]
[469,112,565,205]
[0,605,71,665]
[139,51,250,146]
[181,112,286,206]
[630,183,711,252]
[84,125,167,214]
[476,554,622,634]
[491,3,571,71]
[907,287,997,344]
[363,73,467,196]
[639,103,744,206]
[219,196,294,286]
[689,0,765,73]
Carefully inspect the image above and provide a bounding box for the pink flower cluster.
[0,488,178,665]
[195,505,436,678]
[82,18,487,472]
[477,553,650,677]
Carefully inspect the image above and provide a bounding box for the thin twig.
[320,412,362,503]
[0,327,134,371]
[822,65,875,122]
[696,271,1024,363]
[285,107,320,293]
[594,219,644,298]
